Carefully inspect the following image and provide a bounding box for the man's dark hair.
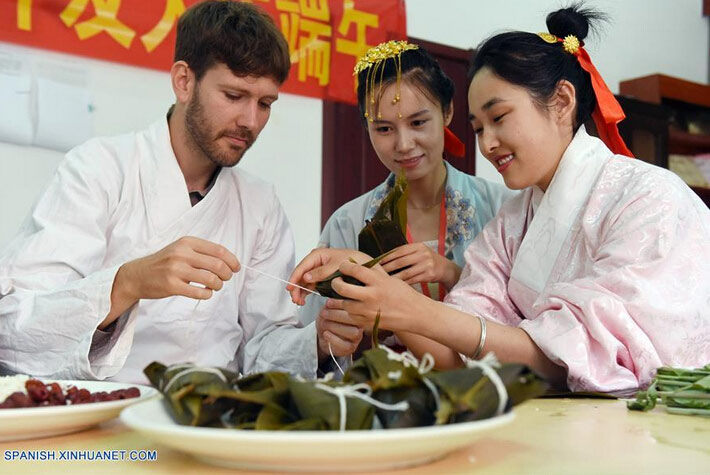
[175,1,290,84]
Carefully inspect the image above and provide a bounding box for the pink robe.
[445,127,710,392]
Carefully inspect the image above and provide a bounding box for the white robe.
[0,119,317,383]
[446,126,710,392]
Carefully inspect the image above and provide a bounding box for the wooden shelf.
[619,74,710,108]
[669,129,710,155]
[618,74,710,208]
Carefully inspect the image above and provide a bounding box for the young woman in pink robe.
[289,5,710,392]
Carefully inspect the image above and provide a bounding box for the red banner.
[0,0,407,104]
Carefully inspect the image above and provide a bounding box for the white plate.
[121,398,514,472]
[0,380,158,442]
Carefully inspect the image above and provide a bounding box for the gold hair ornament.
[354,40,419,121]
[537,32,558,44]
[562,35,580,54]
[536,32,581,55]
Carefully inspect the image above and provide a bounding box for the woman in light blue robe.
[292,41,514,362]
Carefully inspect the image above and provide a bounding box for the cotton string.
[314,382,409,432]
[380,346,441,413]
[462,352,508,416]
[163,365,228,393]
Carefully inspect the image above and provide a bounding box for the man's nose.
[236,101,259,131]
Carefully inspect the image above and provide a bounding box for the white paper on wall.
[0,52,33,146]
[34,77,93,152]
[33,57,93,152]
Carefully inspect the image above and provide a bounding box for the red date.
[0,379,140,409]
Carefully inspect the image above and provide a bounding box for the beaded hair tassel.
[354,40,419,121]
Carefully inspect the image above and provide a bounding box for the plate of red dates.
[0,376,157,441]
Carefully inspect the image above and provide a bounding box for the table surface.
[1,397,709,474]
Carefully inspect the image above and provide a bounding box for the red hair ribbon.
[444,127,465,157]
[558,36,633,157]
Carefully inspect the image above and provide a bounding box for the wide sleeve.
[0,146,125,380]
[519,177,710,392]
[316,203,361,250]
[237,190,317,378]
[444,197,526,327]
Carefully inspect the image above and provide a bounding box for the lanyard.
[405,191,447,301]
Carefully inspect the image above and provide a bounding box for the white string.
[242,264,322,296]
[165,363,197,373]
[314,382,409,431]
[191,264,322,313]
[379,346,440,413]
[163,366,228,393]
[462,352,508,416]
[380,345,435,375]
[421,376,441,414]
[328,342,346,376]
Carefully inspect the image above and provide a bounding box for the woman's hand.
[379,243,462,290]
[329,261,430,334]
[287,248,371,305]
[316,300,363,360]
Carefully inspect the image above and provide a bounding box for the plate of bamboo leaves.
[121,346,547,472]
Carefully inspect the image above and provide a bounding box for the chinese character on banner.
[0,0,407,105]
[60,0,137,49]
[140,0,187,53]
[16,0,31,31]
[335,0,378,63]
[276,0,332,87]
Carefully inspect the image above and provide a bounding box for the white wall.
[0,0,708,262]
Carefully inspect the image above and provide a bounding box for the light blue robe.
[300,161,516,326]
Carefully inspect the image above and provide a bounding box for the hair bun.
[546,3,606,41]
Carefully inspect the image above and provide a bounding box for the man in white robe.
[0,1,317,383]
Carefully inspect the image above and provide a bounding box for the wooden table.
[1,398,709,474]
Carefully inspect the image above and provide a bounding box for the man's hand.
[101,236,240,329]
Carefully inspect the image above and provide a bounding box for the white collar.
[510,126,613,293]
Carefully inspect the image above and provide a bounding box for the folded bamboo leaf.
[288,379,374,430]
[255,403,295,430]
[372,385,435,429]
[428,364,548,423]
[145,362,239,426]
[359,221,408,259]
[358,172,409,258]
[343,348,420,390]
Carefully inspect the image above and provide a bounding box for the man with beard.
[0,1,317,383]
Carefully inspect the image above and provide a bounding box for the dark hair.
[356,46,454,122]
[469,3,607,129]
[174,1,290,84]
